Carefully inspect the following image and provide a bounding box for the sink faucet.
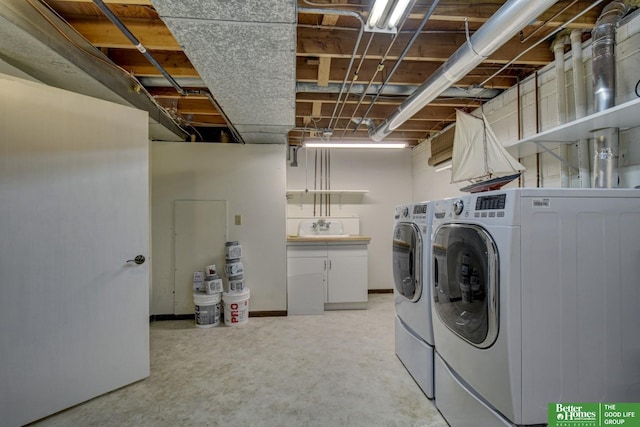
[312,218,331,231]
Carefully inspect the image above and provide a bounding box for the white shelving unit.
[505,97,640,158]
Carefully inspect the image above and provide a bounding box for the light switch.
[235,215,242,225]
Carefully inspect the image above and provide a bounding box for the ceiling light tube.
[304,141,407,149]
[367,0,390,28]
[387,0,412,29]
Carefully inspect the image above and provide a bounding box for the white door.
[0,76,150,426]
[327,247,368,303]
[287,256,326,314]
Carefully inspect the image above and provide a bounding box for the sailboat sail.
[451,110,525,189]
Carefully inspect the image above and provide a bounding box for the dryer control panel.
[433,191,512,224]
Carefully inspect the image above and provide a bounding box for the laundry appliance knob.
[452,200,464,215]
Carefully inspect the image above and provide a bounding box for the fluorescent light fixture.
[304,141,407,149]
[435,163,452,172]
[366,0,412,32]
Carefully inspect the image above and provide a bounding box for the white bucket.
[193,292,222,328]
[223,289,250,327]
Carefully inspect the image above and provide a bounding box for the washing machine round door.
[392,223,422,302]
[432,224,498,348]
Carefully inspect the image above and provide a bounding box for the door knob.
[127,255,146,265]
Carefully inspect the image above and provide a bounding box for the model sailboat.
[451,110,525,193]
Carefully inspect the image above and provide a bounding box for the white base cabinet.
[287,242,368,313]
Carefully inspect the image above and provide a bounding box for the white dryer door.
[392,223,422,302]
[432,224,498,348]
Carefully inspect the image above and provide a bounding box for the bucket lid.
[223,288,250,299]
[193,291,222,303]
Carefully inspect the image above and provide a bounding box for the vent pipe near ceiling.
[591,0,630,188]
[368,0,559,142]
[553,35,570,188]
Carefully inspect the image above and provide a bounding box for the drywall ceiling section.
[151,0,296,144]
[0,1,187,142]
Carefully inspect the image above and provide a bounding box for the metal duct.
[369,0,559,141]
[553,36,570,187]
[295,82,502,99]
[592,0,630,188]
[150,0,296,144]
[570,29,591,188]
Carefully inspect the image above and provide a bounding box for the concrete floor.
[32,294,448,426]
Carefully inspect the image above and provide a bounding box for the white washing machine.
[430,188,640,426]
[393,202,435,398]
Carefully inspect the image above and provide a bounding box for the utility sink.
[297,219,348,238]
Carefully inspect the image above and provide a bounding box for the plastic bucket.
[193,292,221,328]
[223,289,250,327]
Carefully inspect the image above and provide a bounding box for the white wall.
[413,12,640,194]
[287,148,413,290]
[151,142,287,314]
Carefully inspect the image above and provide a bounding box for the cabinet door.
[327,249,368,303]
[287,256,326,314]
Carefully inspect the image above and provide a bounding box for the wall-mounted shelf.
[505,97,640,158]
[286,189,369,206]
[286,189,369,196]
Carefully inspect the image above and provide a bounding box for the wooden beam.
[57,0,152,4]
[297,27,553,64]
[295,117,455,131]
[317,57,331,87]
[107,50,199,77]
[65,17,180,50]
[156,98,222,115]
[296,93,482,108]
[297,57,520,88]
[297,102,456,121]
[321,14,340,26]
[148,88,209,99]
[311,102,322,118]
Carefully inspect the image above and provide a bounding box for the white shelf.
[505,97,640,158]
[286,189,369,196]
[286,189,369,206]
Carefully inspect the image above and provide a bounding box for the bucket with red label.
[222,288,250,326]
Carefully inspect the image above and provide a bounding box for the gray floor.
[33,294,448,426]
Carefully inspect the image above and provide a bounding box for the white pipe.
[554,37,570,187]
[570,29,590,188]
[369,0,560,141]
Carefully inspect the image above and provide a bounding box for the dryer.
[393,202,435,398]
[430,188,640,426]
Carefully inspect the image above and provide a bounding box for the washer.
[392,202,435,398]
[430,188,640,426]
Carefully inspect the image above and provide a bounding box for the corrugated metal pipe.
[368,0,559,141]
[591,0,630,188]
